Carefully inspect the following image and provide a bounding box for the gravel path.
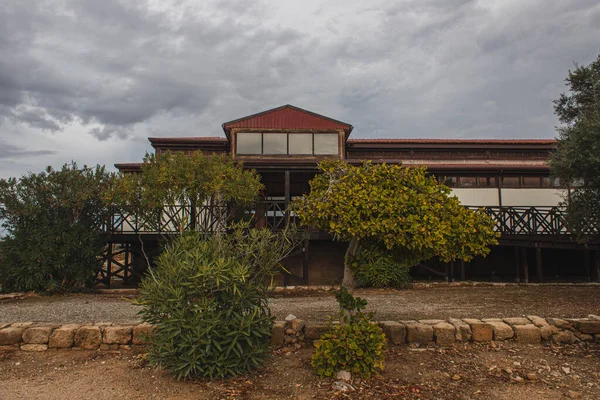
[2,286,600,324]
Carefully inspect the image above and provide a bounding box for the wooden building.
[107,105,599,286]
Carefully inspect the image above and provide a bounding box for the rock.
[406,323,434,344]
[511,376,525,383]
[546,318,571,329]
[562,366,571,374]
[290,319,305,332]
[539,325,557,340]
[575,333,593,342]
[486,321,514,341]
[418,319,445,325]
[20,344,48,351]
[503,367,513,374]
[448,318,472,341]
[284,314,297,322]
[379,321,406,345]
[469,323,493,342]
[526,373,537,380]
[132,324,153,345]
[332,381,354,392]
[588,314,600,321]
[271,321,285,346]
[48,326,78,348]
[103,326,132,345]
[305,324,328,340]
[285,328,295,335]
[514,324,541,344]
[74,326,102,349]
[22,326,53,344]
[552,331,576,344]
[595,334,600,344]
[567,390,581,398]
[462,318,482,325]
[0,323,10,330]
[10,322,33,329]
[336,370,351,381]
[503,317,530,326]
[433,322,456,346]
[452,374,461,381]
[526,315,550,328]
[575,320,600,334]
[0,327,24,346]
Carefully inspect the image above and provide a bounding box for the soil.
[2,286,600,324]
[1,342,598,399]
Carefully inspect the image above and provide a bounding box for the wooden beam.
[521,247,529,283]
[584,250,591,282]
[535,246,543,283]
[514,247,520,283]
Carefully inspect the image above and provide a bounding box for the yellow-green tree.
[294,160,499,291]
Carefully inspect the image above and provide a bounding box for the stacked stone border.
[1,315,600,352]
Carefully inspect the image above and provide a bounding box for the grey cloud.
[0,139,56,160]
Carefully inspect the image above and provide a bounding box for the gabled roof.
[221,104,353,138]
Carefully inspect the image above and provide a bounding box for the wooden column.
[460,260,466,281]
[584,250,591,282]
[450,261,455,282]
[595,251,600,283]
[445,263,450,282]
[514,247,521,283]
[284,170,291,226]
[303,238,310,284]
[535,246,543,283]
[521,247,529,284]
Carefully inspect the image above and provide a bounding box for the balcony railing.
[103,203,592,237]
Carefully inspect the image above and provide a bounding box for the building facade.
[109,105,599,286]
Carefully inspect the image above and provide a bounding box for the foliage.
[135,226,297,380]
[0,164,114,293]
[294,160,499,290]
[107,151,263,234]
[550,53,600,241]
[312,288,386,379]
[350,243,413,288]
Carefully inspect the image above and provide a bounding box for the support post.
[284,170,291,226]
[460,259,465,281]
[303,238,310,284]
[106,242,113,288]
[123,243,130,285]
[514,247,521,283]
[535,245,543,283]
[445,263,450,282]
[595,251,600,283]
[450,261,455,282]
[584,250,591,282]
[521,247,529,284]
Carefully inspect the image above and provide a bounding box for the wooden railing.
[103,203,590,237]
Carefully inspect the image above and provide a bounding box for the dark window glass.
[442,176,458,188]
[236,133,262,154]
[478,177,498,187]
[523,177,541,187]
[459,177,477,188]
[502,176,521,187]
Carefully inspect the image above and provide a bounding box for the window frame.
[235,132,339,156]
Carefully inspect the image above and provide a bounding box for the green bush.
[350,243,415,288]
[136,227,296,380]
[0,164,113,293]
[311,288,386,379]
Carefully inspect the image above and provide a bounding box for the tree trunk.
[342,237,360,293]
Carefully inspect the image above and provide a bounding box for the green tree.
[294,160,498,294]
[550,53,600,239]
[0,164,114,293]
[107,151,263,235]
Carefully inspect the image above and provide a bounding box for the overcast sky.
[0,0,599,178]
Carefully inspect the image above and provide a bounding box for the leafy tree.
[294,160,499,294]
[0,164,114,293]
[107,150,263,235]
[550,53,600,239]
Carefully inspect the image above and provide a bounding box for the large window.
[236,132,339,156]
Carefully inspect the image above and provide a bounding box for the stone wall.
[1,315,599,352]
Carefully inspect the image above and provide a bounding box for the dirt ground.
[1,342,598,400]
[1,286,600,324]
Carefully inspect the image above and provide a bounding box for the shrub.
[0,164,113,293]
[311,288,387,379]
[136,227,297,380]
[350,243,415,288]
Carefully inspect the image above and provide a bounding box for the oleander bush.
[136,227,296,380]
[0,164,114,293]
[311,288,387,379]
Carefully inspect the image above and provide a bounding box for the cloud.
[0,139,56,160]
[0,0,599,177]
